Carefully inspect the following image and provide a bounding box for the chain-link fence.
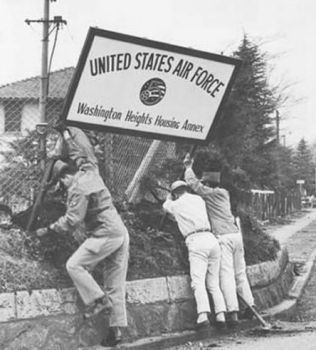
[0,67,178,212]
[0,66,302,220]
[0,68,72,212]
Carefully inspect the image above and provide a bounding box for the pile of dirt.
[0,199,280,292]
[0,227,71,293]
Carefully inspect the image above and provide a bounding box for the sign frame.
[61,27,241,145]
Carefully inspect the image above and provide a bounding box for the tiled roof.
[0,67,75,99]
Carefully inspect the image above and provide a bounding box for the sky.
[1,0,316,146]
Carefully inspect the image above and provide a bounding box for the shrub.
[238,207,281,265]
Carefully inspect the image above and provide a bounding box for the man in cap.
[163,180,226,329]
[36,160,129,346]
[183,152,254,327]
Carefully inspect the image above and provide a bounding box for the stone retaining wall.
[0,247,293,350]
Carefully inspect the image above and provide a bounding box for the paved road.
[280,261,316,323]
[166,322,316,350]
[166,210,316,350]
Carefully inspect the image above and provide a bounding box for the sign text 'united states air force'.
[89,52,225,98]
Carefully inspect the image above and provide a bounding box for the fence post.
[38,0,50,170]
[125,140,161,203]
[103,134,114,190]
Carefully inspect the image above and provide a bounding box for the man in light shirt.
[184,152,255,327]
[163,180,226,329]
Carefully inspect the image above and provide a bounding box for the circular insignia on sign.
[140,78,166,106]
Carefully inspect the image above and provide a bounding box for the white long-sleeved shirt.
[163,192,211,238]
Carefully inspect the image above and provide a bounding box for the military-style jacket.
[52,126,98,169]
[184,168,239,236]
[50,168,127,238]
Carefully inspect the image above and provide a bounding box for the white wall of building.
[21,103,40,136]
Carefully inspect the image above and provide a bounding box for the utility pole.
[276,110,280,144]
[41,0,49,125]
[38,0,49,170]
[25,0,66,169]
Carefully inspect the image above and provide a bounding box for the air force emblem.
[140,78,166,106]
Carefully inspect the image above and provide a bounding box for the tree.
[214,34,278,188]
[293,138,316,194]
[264,141,296,191]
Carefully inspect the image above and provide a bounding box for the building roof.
[0,67,75,100]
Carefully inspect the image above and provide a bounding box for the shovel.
[238,293,272,330]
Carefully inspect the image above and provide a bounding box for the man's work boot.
[214,311,226,329]
[226,311,239,328]
[196,312,210,330]
[101,327,122,347]
[83,295,112,319]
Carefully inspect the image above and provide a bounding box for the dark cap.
[53,117,66,132]
[170,180,188,193]
[49,160,69,184]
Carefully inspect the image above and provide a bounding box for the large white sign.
[62,27,240,144]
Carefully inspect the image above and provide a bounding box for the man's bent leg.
[66,236,122,306]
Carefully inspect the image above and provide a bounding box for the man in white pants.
[163,180,226,329]
[184,153,255,326]
[36,160,129,346]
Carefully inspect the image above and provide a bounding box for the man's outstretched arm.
[183,153,211,196]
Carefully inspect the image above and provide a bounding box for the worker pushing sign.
[61,27,240,144]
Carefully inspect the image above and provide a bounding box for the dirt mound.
[0,199,280,292]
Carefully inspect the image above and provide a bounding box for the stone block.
[126,277,169,304]
[252,262,294,309]
[247,248,288,288]
[16,289,64,319]
[0,292,15,322]
[166,300,196,331]
[126,303,170,337]
[166,275,194,301]
[58,288,79,314]
[248,260,278,287]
